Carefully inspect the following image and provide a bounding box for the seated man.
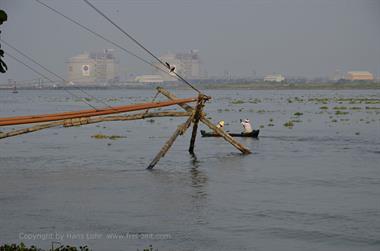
[216,120,225,129]
[240,119,253,134]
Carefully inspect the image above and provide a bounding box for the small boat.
[201,129,260,138]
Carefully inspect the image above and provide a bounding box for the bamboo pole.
[0,97,197,126]
[157,87,201,113]
[147,115,194,169]
[188,94,207,154]
[0,121,63,139]
[0,111,191,139]
[156,87,251,154]
[199,119,251,154]
[63,111,191,127]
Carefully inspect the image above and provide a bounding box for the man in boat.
[216,120,225,129]
[240,119,253,134]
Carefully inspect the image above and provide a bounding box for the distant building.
[345,71,374,81]
[331,69,344,81]
[155,50,201,81]
[134,75,163,83]
[67,49,119,84]
[264,74,285,82]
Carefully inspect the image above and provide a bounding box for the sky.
[0,0,379,83]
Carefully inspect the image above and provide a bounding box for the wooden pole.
[147,115,194,169]
[199,119,251,154]
[0,111,191,139]
[0,97,197,126]
[188,94,206,154]
[156,87,251,154]
[0,121,63,139]
[63,111,191,127]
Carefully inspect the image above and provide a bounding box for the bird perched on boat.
[165,62,175,73]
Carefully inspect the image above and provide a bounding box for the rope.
[82,0,202,94]
[34,0,175,81]
[143,91,160,118]
[5,52,100,111]
[1,38,117,111]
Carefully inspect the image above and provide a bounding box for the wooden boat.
[201,129,259,138]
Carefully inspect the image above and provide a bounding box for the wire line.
[1,38,118,110]
[82,0,202,93]
[34,0,175,81]
[5,52,100,110]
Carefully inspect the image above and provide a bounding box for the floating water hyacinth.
[91,134,126,140]
[335,110,349,115]
[283,120,294,128]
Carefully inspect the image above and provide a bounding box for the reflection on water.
[190,154,208,192]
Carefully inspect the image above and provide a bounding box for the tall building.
[67,49,119,84]
[345,71,374,81]
[155,50,201,81]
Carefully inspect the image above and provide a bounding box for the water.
[1,89,380,250]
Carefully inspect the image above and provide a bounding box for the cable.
[34,0,175,81]
[0,38,118,111]
[82,0,202,94]
[5,52,100,110]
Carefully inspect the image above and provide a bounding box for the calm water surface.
[1,89,380,250]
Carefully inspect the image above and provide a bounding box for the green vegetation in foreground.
[0,243,89,251]
[91,134,126,140]
[0,243,158,251]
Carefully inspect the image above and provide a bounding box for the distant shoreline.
[198,82,380,90]
[1,82,379,91]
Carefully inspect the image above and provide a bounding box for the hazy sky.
[0,0,379,83]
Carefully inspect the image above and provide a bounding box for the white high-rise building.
[67,49,119,84]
